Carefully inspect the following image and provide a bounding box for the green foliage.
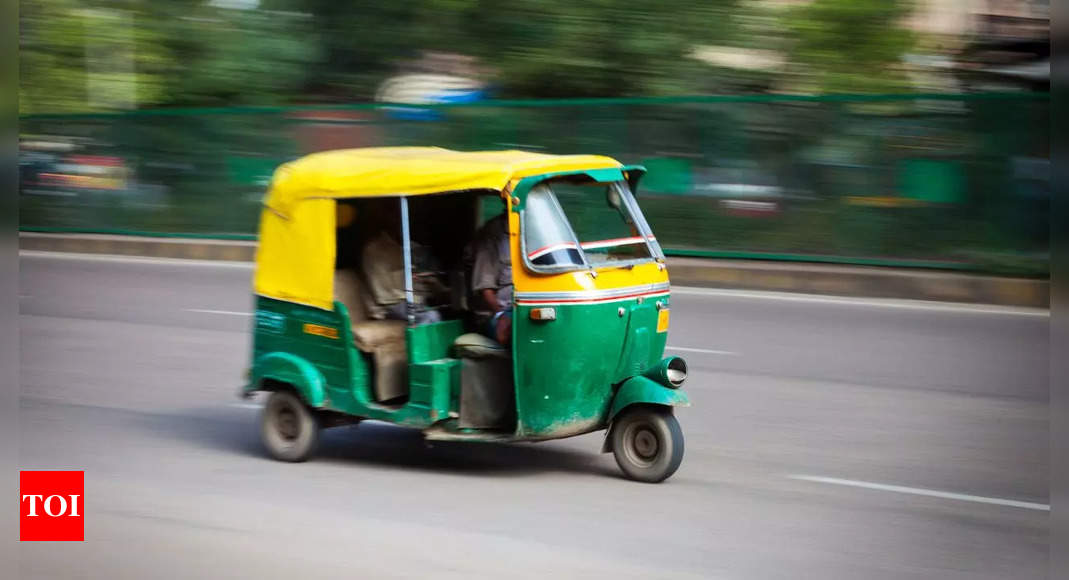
[783,0,916,94]
[20,0,322,113]
[15,0,929,107]
[21,0,746,111]
[20,0,922,108]
[20,0,173,113]
[445,0,739,97]
[158,5,323,106]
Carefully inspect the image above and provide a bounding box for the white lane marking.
[666,346,739,356]
[672,286,1048,317]
[186,309,252,316]
[229,402,263,410]
[19,250,255,269]
[788,475,1049,511]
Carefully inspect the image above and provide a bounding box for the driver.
[471,211,513,345]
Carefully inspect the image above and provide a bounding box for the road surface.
[17,252,1049,579]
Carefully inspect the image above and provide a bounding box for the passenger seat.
[333,269,408,402]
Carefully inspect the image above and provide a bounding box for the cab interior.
[332,192,515,431]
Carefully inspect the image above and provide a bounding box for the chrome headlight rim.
[665,356,687,388]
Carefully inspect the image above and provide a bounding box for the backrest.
[333,268,368,327]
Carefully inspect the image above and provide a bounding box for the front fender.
[602,376,690,453]
[247,352,327,408]
[608,375,690,420]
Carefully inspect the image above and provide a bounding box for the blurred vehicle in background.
[375,51,489,120]
[20,138,130,198]
[693,167,785,218]
[376,74,487,120]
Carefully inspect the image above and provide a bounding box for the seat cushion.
[452,332,509,359]
[352,320,407,351]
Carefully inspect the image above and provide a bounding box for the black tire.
[610,406,684,483]
[261,390,320,462]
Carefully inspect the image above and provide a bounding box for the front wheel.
[261,390,320,462]
[610,406,684,483]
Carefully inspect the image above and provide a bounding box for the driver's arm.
[481,288,499,312]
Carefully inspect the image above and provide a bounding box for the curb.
[19,233,1049,308]
[20,232,257,262]
[668,257,1049,308]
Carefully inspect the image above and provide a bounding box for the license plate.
[656,309,670,333]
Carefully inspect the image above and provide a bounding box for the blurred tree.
[298,0,437,100]
[19,0,174,113]
[301,0,740,99]
[782,0,916,94]
[159,2,323,106]
[19,0,322,113]
[19,0,800,111]
[438,0,741,97]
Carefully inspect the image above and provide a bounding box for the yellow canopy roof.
[255,147,624,310]
[263,147,623,216]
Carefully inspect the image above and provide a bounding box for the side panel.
[250,296,370,413]
[249,300,461,428]
[612,299,668,382]
[513,300,630,438]
[507,191,674,439]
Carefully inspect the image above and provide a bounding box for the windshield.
[522,180,662,270]
[523,184,584,268]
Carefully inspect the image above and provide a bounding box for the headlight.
[642,356,687,389]
[666,357,687,387]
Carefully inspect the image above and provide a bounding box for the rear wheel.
[261,390,320,462]
[611,406,684,483]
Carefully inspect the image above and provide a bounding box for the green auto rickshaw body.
[245,296,689,440]
[243,148,688,446]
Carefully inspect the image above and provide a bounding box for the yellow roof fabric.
[255,147,624,310]
[263,147,623,216]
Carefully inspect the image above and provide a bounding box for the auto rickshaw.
[242,147,690,482]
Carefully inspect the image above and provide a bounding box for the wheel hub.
[277,407,299,440]
[633,428,658,460]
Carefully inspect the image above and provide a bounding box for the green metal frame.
[19,92,1049,276]
[20,92,1049,121]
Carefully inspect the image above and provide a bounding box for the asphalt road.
[17,252,1049,579]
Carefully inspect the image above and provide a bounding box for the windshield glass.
[522,180,661,269]
[523,184,584,268]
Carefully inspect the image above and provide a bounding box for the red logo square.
[20,471,84,541]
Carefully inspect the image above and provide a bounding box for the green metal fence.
[19,93,1050,276]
